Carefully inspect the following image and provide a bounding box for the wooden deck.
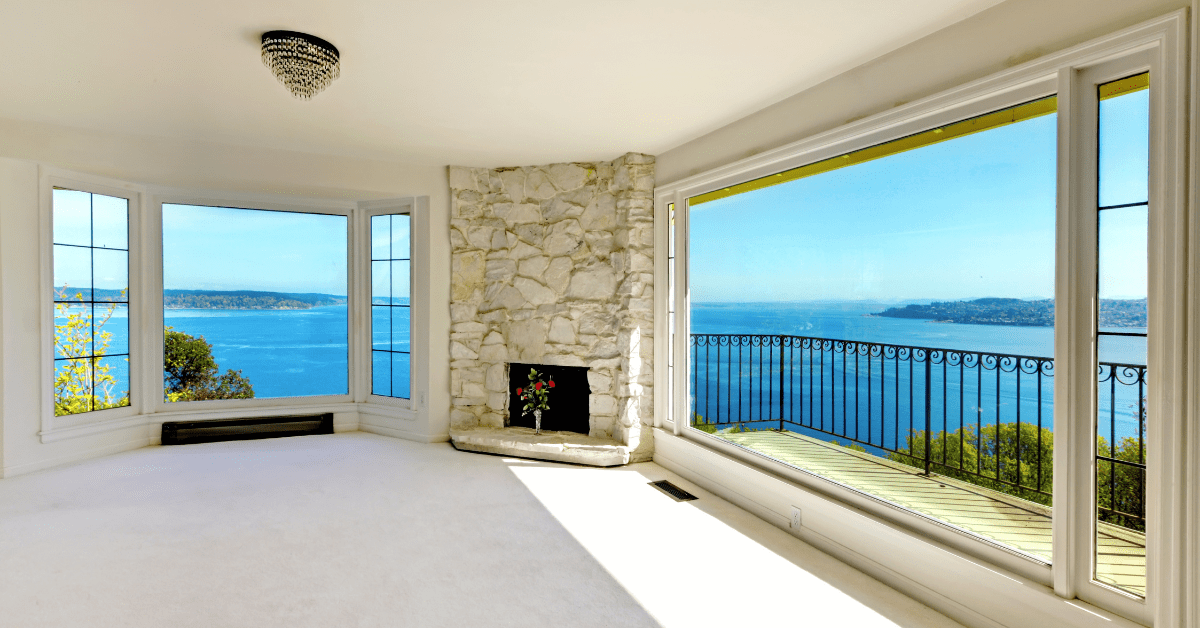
[718,429,1146,596]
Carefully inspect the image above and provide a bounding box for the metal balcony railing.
[690,333,1147,530]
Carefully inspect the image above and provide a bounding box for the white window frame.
[1057,49,1188,621]
[359,199,416,410]
[146,190,357,415]
[655,11,1186,625]
[39,168,144,441]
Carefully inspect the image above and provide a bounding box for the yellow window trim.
[1099,72,1149,100]
[690,95,1058,207]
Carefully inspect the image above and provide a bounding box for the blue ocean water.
[58,303,412,403]
[61,301,1142,443]
[689,302,1147,445]
[166,305,349,398]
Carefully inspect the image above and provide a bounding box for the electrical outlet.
[791,506,802,530]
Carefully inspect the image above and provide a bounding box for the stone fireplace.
[447,153,654,465]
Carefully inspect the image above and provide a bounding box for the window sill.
[677,427,1053,584]
[153,394,353,414]
[39,410,148,444]
[652,428,1143,628]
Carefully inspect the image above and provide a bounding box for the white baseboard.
[358,416,447,443]
[6,403,441,477]
[2,433,151,479]
[332,410,359,433]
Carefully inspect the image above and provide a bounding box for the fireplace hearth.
[508,363,590,434]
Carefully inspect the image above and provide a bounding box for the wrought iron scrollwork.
[688,332,1141,520]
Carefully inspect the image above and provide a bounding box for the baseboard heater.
[161,413,334,446]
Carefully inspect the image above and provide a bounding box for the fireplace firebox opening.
[507,363,590,434]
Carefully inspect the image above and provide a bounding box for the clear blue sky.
[690,89,1149,304]
[163,205,347,295]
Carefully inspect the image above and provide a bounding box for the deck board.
[719,429,1146,596]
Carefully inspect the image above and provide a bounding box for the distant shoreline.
[164,289,346,310]
[694,299,1147,330]
[63,287,349,311]
[874,297,1146,328]
[163,305,343,311]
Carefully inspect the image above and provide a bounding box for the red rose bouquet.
[517,367,554,433]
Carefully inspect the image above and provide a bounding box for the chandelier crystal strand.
[261,31,340,100]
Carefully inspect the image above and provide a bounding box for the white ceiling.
[0,0,1005,167]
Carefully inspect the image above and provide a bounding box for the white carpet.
[0,432,963,627]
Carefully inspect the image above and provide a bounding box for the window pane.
[390,215,411,260]
[93,249,128,298]
[372,351,390,396]
[372,261,391,302]
[162,204,348,401]
[100,303,130,356]
[391,260,411,302]
[54,359,93,414]
[391,307,410,353]
[91,195,128,250]
[1098,206,1147,301]
[54,245,92,300]
[392,352,411,400]
[96,356,131,411]
[371,214,391,261]
[687,97,1058,562]
[372,305,391,351]
[1096,337,1147,594]
[54,303,92,359]
[1093,75,1149,597]
[52,189,91,246]
[1099,84,1149,208]
[1098,333,1146,366]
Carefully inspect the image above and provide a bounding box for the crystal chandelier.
[261,31,340,100]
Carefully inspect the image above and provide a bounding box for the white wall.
[0,119,452,477]
[656,0,1186,185]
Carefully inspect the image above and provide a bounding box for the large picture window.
[685,97,1061,564]
[52,188,130,416]
[370,213,411,399]
[161,204,348,401]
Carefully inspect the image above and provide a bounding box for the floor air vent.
[649,480,698,502]
[161,413,334,446]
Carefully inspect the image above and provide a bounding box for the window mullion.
[1052,63,1097,601]
[673,194,689,436]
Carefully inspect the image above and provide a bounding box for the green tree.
[891,423,1146,532]
[56,296,255,410]
[53,288,129,416]
[692,413,719,433]
[164,327,254,401]
[891,422,1055,507]
[691,413,756,434]
[1095,434,1146,531]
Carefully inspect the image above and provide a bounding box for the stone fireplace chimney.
[447,153,654,463]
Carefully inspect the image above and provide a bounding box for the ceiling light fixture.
[261,30,340,100]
